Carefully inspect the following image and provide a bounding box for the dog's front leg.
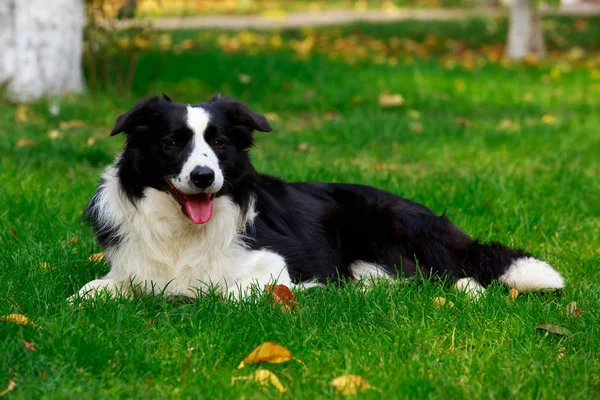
[225,250,293,300]
[69,278,125,303]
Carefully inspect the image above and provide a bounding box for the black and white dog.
[73,94,564,300]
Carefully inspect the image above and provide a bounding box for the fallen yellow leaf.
[0,314,38,327]
[47,129,62,139]
[331,375,375,395]
[407,109,421,119]
[433,297,454,308]
[238,73,252,84]
[16,139,37,147]
[237,342,292,369]
[496,119,513,131]
[541,114,558,125]
[0,380,16,398]
[378,93,405,108]
[506,288,519,302]
[260,9,287,21]
[59,120,85,130]
[88,252,105,262]
[232,369,286,393]
[354,0,368,11]
[39,262,55,272]
[263,112,280,122]
[14,105,29,122]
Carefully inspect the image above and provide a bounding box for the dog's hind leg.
[459,240,564,292]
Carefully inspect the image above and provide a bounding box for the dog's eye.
[163,139,178,149]
[212,139,225,148]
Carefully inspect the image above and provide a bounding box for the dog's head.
[110,94,272,224]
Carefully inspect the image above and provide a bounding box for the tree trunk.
[0,0,85,102]
[506,0,546,60]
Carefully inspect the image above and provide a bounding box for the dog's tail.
[458,239,565,293]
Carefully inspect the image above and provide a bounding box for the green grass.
[1,18,600,399]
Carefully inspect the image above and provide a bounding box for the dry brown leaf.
[496,119,513,131]
[232,369,286,393]
[375,163,398,171]
[16,139,37,147]
[433,297,454,308]
[506,288,519,302]
[22,340,36,352]
[14,105,29,122]
[566,301,582,318]
[39,262,55,272]
[88,252,105,262]
[324,111,338,120]
[303,90,316,99]
[0,314,38,327]
[378,93,405,108]
[574,18,588,32]
[87,137,96,146]
[410,122,424,134]
[59,120,85,130]
[536,323,573,337]
[455,116,472,128]
[331,375,375,395]
[66,236,78,246]
[0,380,16,398]
[296,142,316,152]
[237,342,292,369]
[47,129,62,140]
[267,284,297,311]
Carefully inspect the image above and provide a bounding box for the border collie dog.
[73,94,564,300]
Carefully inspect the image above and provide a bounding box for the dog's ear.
[225,100,272,133]
[110,94,172,136]
[208,92,221,103]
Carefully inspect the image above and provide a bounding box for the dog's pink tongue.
[185,194,213,224]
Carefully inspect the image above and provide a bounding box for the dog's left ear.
[110,94,172,136]
[225,100,272,133]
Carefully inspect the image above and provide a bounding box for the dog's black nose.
[190,166,215,189]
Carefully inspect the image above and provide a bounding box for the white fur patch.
[454,277,486,298]
[172,106,224,195]
[74,165,292,300]
[350,261,391,284]
[499,257,564,292]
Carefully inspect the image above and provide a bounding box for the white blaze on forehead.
[171,106,224,194]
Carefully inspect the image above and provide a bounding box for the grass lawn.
[1,18,599,399]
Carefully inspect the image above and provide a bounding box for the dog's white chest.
[96,181,291,297]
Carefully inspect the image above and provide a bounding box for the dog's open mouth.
[166,179,215,224]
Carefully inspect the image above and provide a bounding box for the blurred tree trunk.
[506,0,546,59]
[0,0,85,102]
